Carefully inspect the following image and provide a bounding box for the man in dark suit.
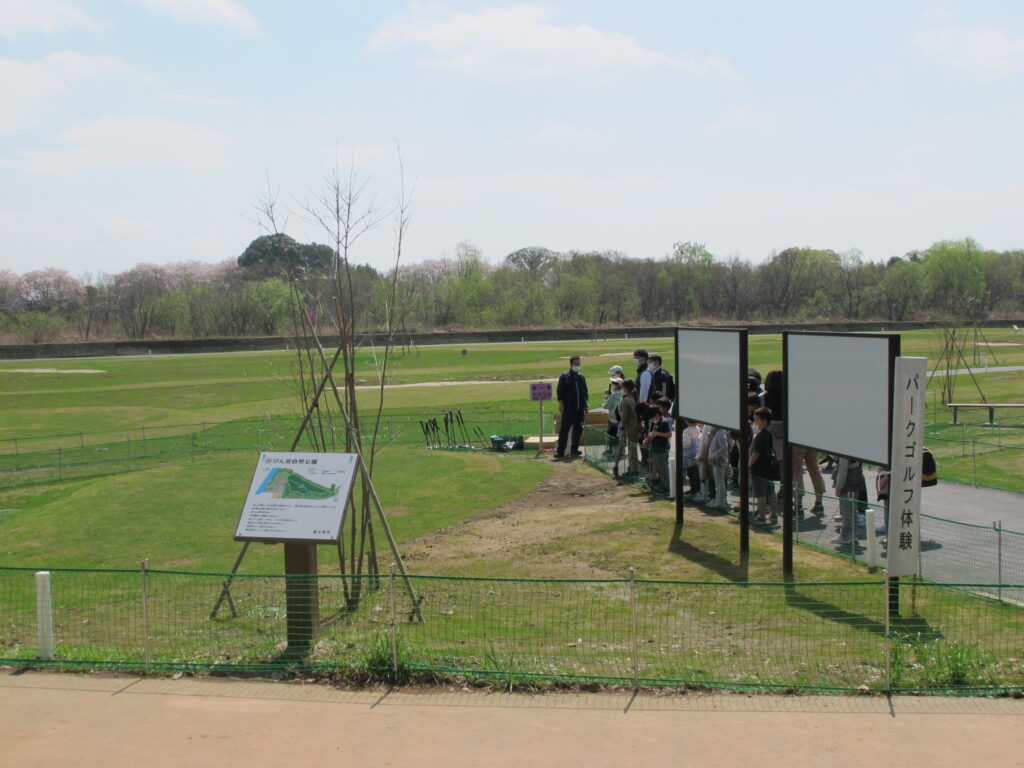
[555,355,589,460]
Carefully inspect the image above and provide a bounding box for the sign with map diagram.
[234,452,358,544]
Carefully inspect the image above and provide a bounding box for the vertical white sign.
[886,357,927,577]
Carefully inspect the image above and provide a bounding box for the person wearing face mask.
[555,355,589,460]
[633,349,652,403]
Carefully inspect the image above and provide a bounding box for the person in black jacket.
[648,354,675,401]
[555,355,589,460]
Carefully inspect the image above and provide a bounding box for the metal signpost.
[531,382,553,453]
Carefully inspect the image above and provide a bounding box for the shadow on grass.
[782,584,943,641]
[667,522,749,583]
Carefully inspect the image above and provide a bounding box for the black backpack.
[653,368,675,400]
[921,447,938,487]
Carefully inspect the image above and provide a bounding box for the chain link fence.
[1,567,1021,694]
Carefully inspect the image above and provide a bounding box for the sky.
[2,0,1023,278]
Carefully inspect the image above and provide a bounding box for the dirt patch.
[402,459,869,582]
[403,459,655,579]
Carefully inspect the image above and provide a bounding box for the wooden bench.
[947,402,1024,425]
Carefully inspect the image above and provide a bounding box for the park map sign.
[234,452,358,544]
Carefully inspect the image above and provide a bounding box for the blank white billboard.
[786,333,895,466]
[676,328,742,430]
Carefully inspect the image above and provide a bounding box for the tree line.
[1,236,1021,343]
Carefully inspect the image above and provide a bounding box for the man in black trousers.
[555,355,589,460]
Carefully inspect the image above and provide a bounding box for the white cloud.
[128,0,261,35]
[19,115,231,172]
[915,24,1024,76]
[0,0,97,38]
[0,52,137,135]
[365,4,738,82]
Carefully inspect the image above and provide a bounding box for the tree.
[20,269,83,314]
[504,246,556,278]
[836,249,869,319]
[110,264,170,338]
[880,258,922,320]
[0,271,24,315]
[923,238,986,319]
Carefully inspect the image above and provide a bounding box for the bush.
[13,311,65,343]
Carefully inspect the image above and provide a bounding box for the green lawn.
[1,329,1022,691]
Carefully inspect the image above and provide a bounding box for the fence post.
[884,576,892,693]
[389,563,398,679]
[57,447,62,482]
[35,571,54,661]
[140,559,151,668]
[629,567,639,690]
[256,427,261,453]
[141,426,147,457]
[995,521,1003,603]
[972,439,977,486]
[13,437,18,471]
[127,437,131,471]
[865,509,878,571]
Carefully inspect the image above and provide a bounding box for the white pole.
[865,510,878,571]
[35,571,54,660]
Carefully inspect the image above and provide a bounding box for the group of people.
[555,354,871,544]
[555,349,676,494]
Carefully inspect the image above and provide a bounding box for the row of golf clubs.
[419,410,489,450]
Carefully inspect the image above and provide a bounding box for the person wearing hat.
[602,367,625,458]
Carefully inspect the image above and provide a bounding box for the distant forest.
[1,236,1021,343]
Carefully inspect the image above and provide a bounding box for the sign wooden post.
[233,452,358,655]
[531,382,553,454]
[886,357,927,619]
[283,543,318,653]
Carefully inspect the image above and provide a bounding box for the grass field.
[1,328,1022,691]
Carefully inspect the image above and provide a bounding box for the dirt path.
[2,672,1021,768]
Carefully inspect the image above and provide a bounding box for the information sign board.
[234,452,357,544]
[530,382,553,401]
[676,327,743,430]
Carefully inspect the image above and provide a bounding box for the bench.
[947,402,1024,425]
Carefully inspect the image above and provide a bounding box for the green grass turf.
[2,329,1023,488]
[0,447,550,572]
[0,330,1021,690]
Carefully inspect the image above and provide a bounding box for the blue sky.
[2,0,1023,277]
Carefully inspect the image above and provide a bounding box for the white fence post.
[35,571,54,660]
[865,509,878,571]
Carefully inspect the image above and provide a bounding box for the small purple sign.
[530,382,553,401]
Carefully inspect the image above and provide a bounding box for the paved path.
[2,671,1022,768]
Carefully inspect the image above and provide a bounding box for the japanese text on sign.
[887,358,926,576]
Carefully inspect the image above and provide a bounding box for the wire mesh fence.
[0,411,546,489]
[580,425,1024,605]
[2,567,1021,693]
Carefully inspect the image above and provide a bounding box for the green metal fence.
[0,411,545,489]
[2,567,1021,694]
[579,425,1024,604]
